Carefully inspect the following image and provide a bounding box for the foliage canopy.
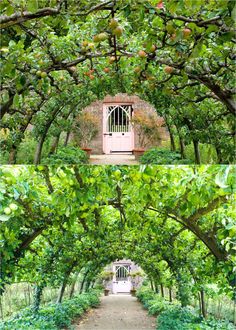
[0,0,235,163]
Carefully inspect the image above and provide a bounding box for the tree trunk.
[57,264,76,303]
[85,280,91,292]
[154,281,159,294]
[28,284,31,305]
[198,292,202,316]
[64,131,71,146]
[8,146,17,164]
[215,145,223,164]
[233,295,236,326]
[169,287,172,302]
[160,284,164,298]
[32,285,44,314]
[34,134,47,165]
[179,136,186,159]
[69,272,79,299]
[57,283,67,303]
[150,279,154,291]
[193,139,201,164]
[0,296,3,320]
[200,289,207,318]
[217,298,221,318]
[49,134,61,155]
[57,279,68,303]
[80,271,89,294]
[176,273,190,308]
[7,101,46,164]
[170,132,176,152]
[34,106,64,165]
[165,120,176,152]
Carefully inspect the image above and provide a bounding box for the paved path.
[75,294,156,330]
[89,154,139,165]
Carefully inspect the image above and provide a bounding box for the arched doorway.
[112,263,132,294]
[103,104,134,154]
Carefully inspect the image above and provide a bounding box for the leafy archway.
[0,0,235,164]
[0,165,235,310]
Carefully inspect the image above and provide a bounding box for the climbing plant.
[0,0,235,163]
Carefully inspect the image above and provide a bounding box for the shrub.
[73,112,99,148]
[137,287,235,330]
[0,290,100,330]
[158,306,200,330]
[148,300,170,316]
[131,110,164,148]
[158,308,236,330]
[140,148,192,164]
[42,146,88,165]
[136,287,156,305]
[194,318,236,330]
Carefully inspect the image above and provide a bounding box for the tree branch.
[185,195,228,223]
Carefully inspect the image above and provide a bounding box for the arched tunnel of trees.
[0,165,235,327]
[0,0,235,164]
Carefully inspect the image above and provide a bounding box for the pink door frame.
[103,103,134,154]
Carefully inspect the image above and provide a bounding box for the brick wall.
[75,93,169,154]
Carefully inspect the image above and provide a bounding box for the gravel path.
[89,154,139,165]
[75,294,156,330]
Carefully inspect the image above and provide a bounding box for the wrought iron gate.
[103,105,134,154]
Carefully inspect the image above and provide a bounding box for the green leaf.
[215,167,230,188]
[0,215,10,222]
[6,5,15,16]
[27,1,38,13]
[152,16,163,28]
[13,93,20,107]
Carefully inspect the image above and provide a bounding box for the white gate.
[103,105,134,154]
[112,265,131,294]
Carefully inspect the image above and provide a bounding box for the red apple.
[164,66,174,74]
[157,1,164,9]
[183,28,191,38]
[138,50,147,58]
[104,67,110,73]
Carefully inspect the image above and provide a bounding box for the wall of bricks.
[75,93,169,154]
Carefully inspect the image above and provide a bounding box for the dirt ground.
[75,294,156,330]
[89,154,139,165]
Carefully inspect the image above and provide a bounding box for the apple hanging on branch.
[183,28,192,38]
[134,66,142,73]
[164,66,174,74]
[149,44,156,53]
[112,26,123,38]
[109,18,119,29]
[156,1,164,9]
[104,67,110,73]
[93,32,108,43]
[138,50,147,58]
[109,56,116,64]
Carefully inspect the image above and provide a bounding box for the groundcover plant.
[0,165,235,327]
[0,0,235,164]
